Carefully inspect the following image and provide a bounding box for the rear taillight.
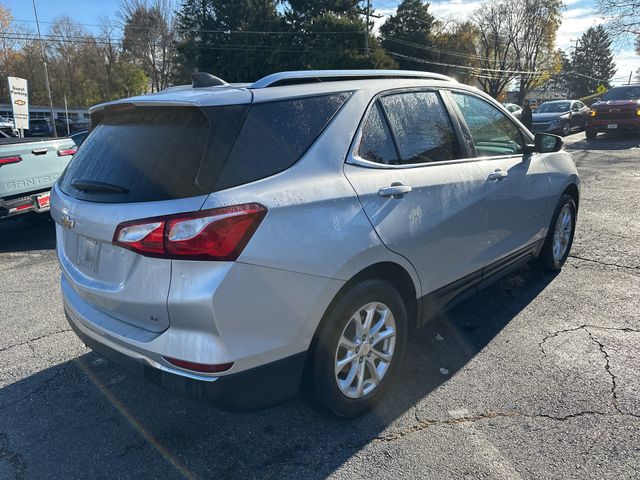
[588,109,596,117]
[163,356,233,373]
[0,156,22,166]
[57,148,77,156]
[113,203,267,260]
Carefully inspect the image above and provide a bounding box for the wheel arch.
[326,261,419,331]
[562,182,579,210]
[302,261,420,393]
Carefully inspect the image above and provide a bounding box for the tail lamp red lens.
[112,203,267,260]
[0,156,22,166]
[57,148,77,156]
[163,356,233,373]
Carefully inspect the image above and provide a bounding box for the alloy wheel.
[553,204,573,262]
[334,302,396,399]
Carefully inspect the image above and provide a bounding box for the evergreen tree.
[174,0,287,83]
[379,0,435,71]
[569,25,616,98]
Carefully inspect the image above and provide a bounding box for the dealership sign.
[8,77,29,130]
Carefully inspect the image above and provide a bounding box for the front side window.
[378,91,460,164]
[451,92,525,157]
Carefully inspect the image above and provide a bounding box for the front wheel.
[561,122,571,136]
[534,194,577,271]
[310,279,408,418]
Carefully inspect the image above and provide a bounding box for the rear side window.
[213,93,350,191]
[379,92,460,164]
[357,102,399,165]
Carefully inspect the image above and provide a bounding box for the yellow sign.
[596,84,606,94]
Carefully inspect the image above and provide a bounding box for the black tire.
[561,122,571,136]
[586,128,597,140]
[310,279,408,418]
[534,194,577,272]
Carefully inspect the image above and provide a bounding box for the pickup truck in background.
[0,136,76,221]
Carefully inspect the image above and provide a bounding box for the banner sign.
[8,77,29,130]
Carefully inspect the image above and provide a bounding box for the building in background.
[0,104,89,123]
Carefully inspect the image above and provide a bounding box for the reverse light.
[112,203,267,260]
[588,109,596,117]
[0,155,22,166]
[164,356,234,373]
[57,148,77,156]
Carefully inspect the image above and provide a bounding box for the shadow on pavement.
[0,216,56,253]
[565,132,640,151]
[0,265,556,479]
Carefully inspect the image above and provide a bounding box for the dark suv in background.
[586,85,640,139]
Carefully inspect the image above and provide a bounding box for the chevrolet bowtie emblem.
[61,215,75,229]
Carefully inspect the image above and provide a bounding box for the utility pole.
[364,0,370,56]
[629,71,633,85]
[32,0,57,137]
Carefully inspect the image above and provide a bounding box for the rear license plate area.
[36,192,50,209]
[77,235,101,273]
[607,124,617,129]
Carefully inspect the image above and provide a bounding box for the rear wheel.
[534,194,576,271]
[586,128,597,140]
[310,279,407,418]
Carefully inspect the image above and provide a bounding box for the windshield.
[536,102,570,113]
[601,86,640,101]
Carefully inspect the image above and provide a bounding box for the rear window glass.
[59,107,222,203]
[213,93,350,191]
[59,94,349,203]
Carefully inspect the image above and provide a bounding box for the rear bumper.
[66,307,307,410]
[0,190,51,220]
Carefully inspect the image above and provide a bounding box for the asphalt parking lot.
[1,132,639,479]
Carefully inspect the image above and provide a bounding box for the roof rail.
[250,70,456,88]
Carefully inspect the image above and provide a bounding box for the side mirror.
[534,132,563,153]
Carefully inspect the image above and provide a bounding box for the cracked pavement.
[1,132,639,479]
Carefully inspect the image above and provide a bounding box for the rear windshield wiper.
[71,179,129,194]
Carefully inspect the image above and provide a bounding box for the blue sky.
[4,0,638,85]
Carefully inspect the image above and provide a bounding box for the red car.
[585,84,640,140]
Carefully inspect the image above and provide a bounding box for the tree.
[121,0,176,92]
[175,0,288,83]
[174,0,394,83]
[379,0,435,71]
[512,0,563,103]
[569,26,616,98]
[430,21,480,83]
[473,0,518,98]
[472,0,562,101]
[597,0,639,37]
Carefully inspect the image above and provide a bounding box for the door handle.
[378,182,412,198]
[487,169,508,181]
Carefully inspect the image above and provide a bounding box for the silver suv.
[52,70,579,418]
